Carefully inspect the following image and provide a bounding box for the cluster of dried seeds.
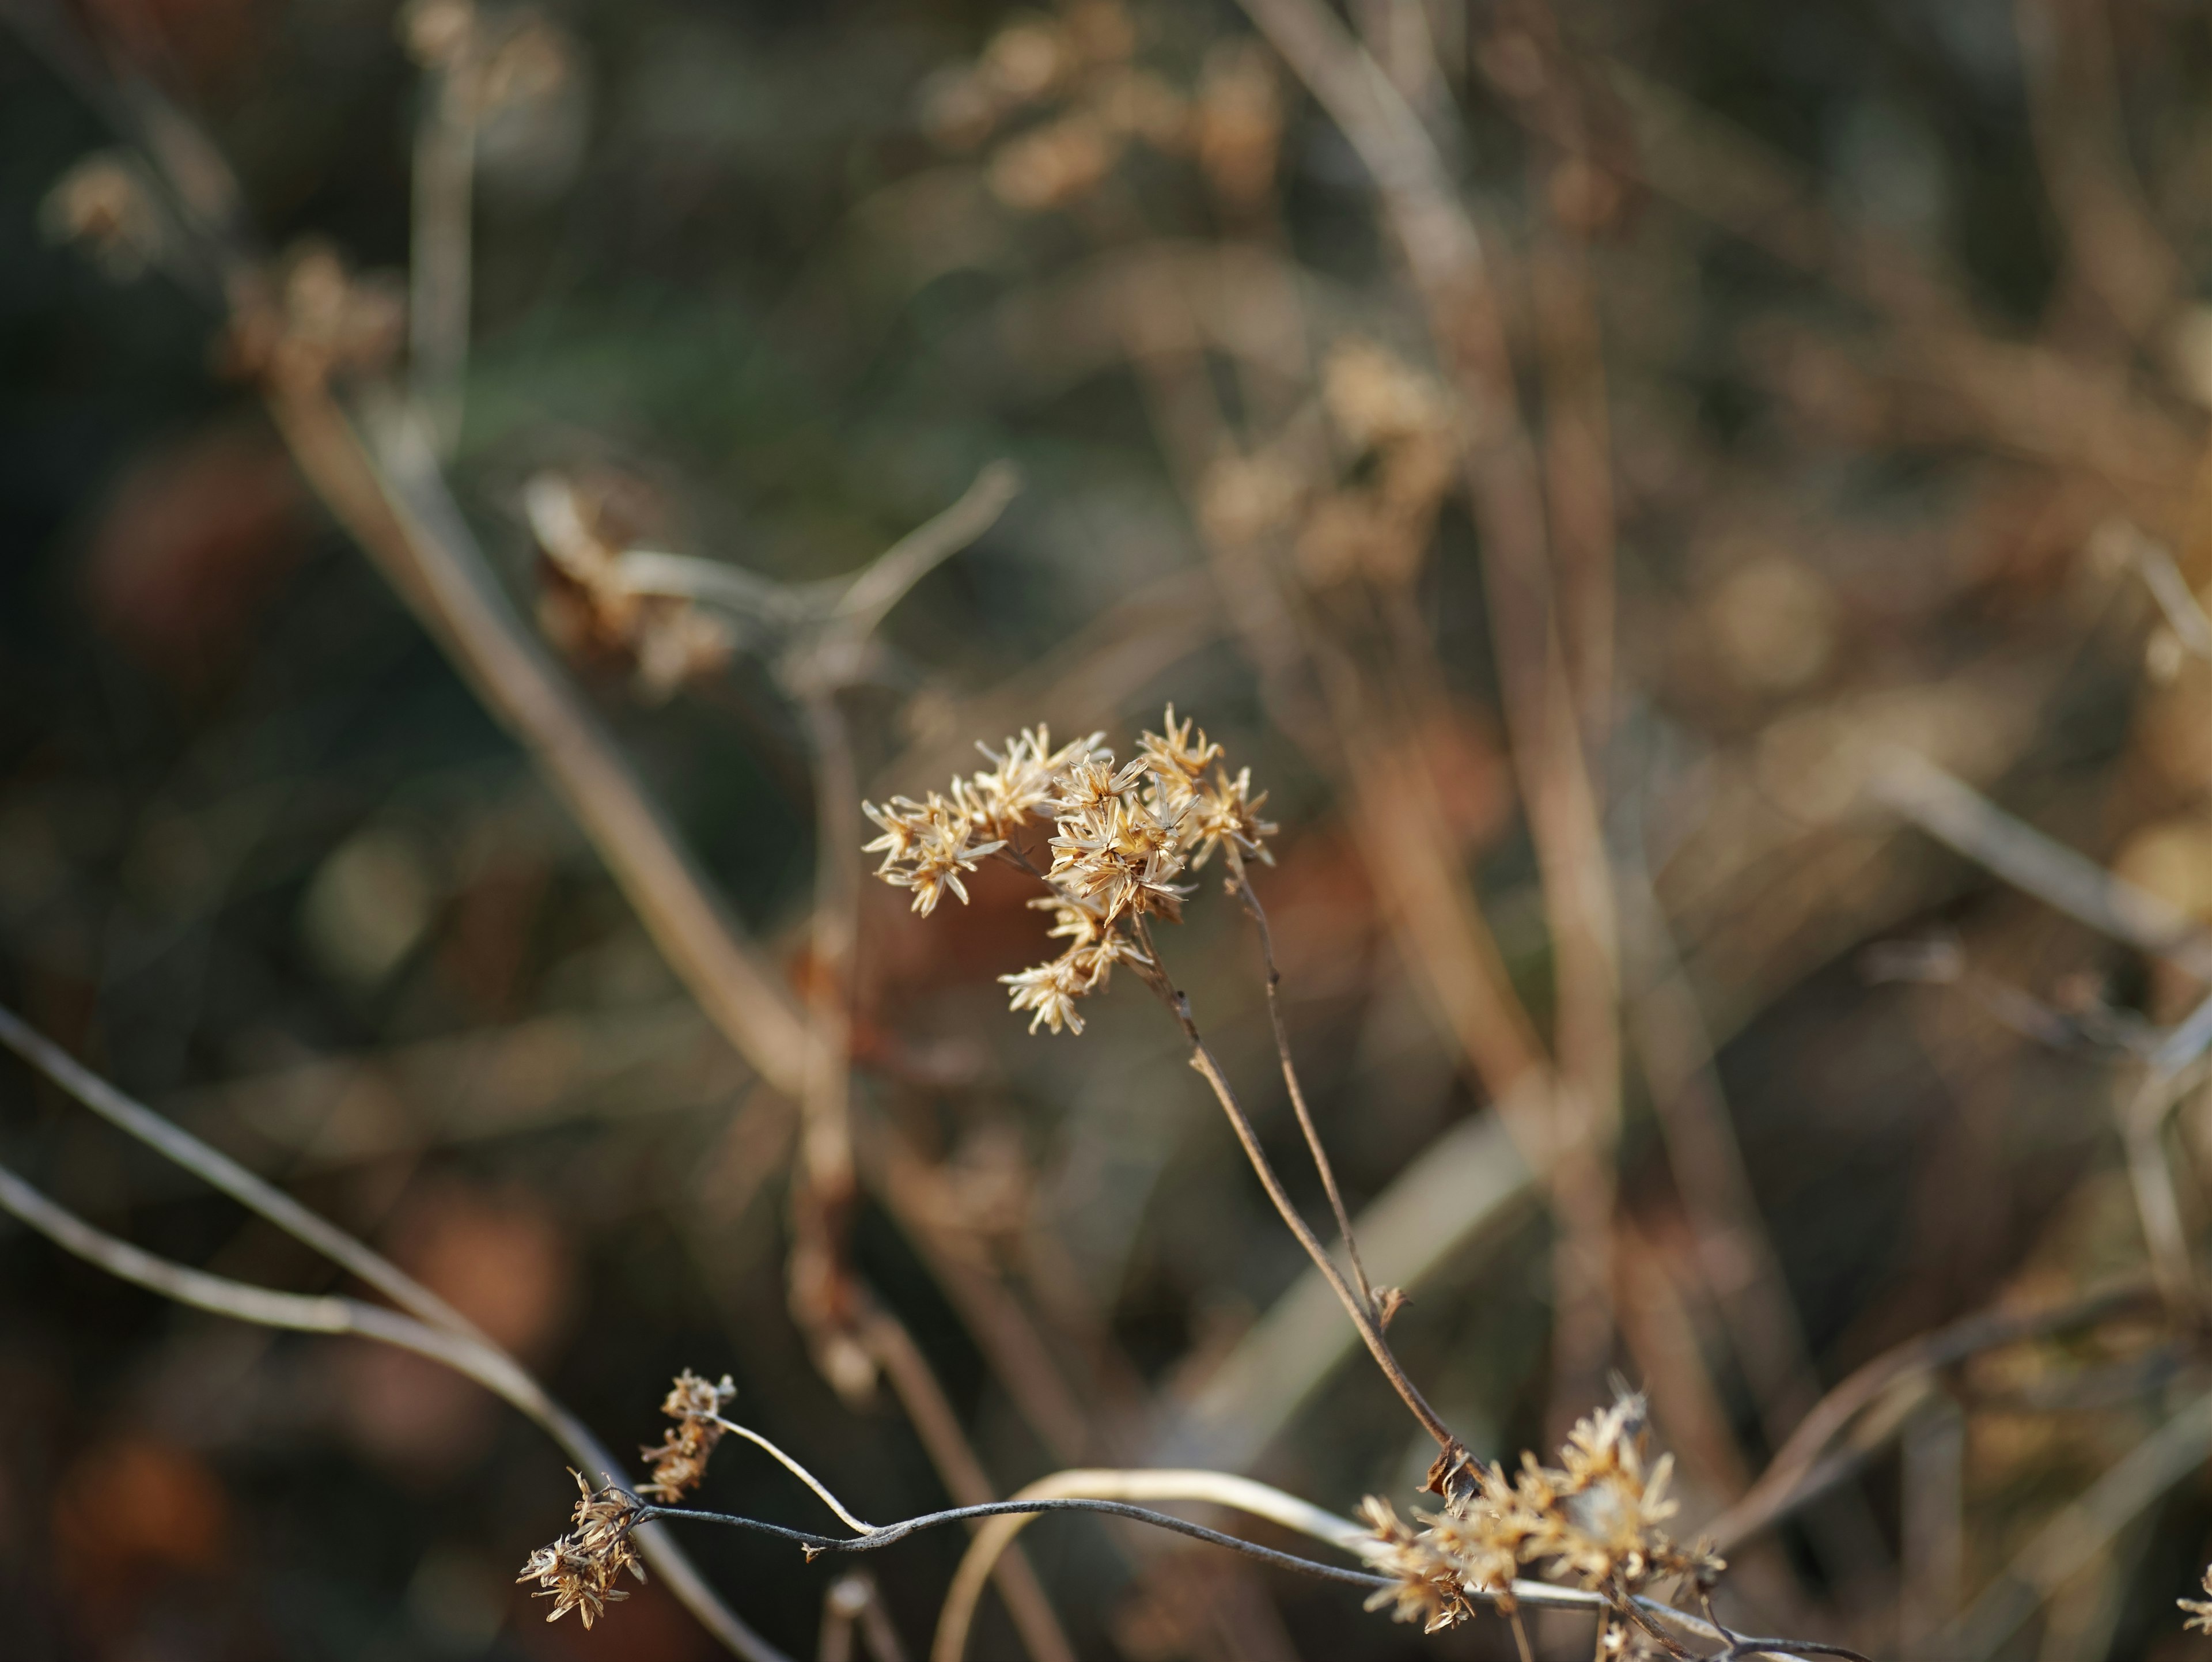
[638,1369,737,1501]
[918,0,1282,213]
[863,707,1276,1033]
[1358,1392,1723,1636]
[523,474,734,700]
[2182,1567,2212,1634]
[516,1471,648,1629]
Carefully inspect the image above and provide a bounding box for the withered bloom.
[638,1369,737,1502]
[1358,1390,1724,1635]
[518,1471,647,1628]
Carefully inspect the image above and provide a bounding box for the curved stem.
[0,1157,790,1662]
[639,1495,1388,1586]
[713,1416,878,1536]
[931,1468,1369,1662]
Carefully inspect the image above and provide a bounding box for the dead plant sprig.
[1355,1389,1724,1638]
[861,707,1457,1451]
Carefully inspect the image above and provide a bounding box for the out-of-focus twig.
[274,389,813,1092]
[1869,750,2212,981]
[1941,1387,2212,1661]
[404,0,478,454]
[1710,1278,2164,1550]
[0,1153,785,1662]
[854,1296,1081,1662]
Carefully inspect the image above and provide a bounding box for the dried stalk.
[0,1154,786,1662]
[1223,842,1377,1314]
[854,1296,1080,1662]
[1128,918,1456,1452]
[1711,1278,2164,1549]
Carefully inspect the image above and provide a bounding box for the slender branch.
[931,1467,1374,1662]
[1128,917,1456,1451]
[1869,749,2212,981]
[641,1495,1390,1586]
[1222,843,1378,1315]
[827,461,1021,646]
[712,1415,878,1537]
[0,1155,791,1662]
[0,1002,480,1339]
[2124,531,2212,661]
[407,17,476,455]
[1709,1277,2165,1549]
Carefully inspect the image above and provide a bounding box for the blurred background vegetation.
[7,0,2212,1659]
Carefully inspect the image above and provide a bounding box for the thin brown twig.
[285,387,813,1092]
[853,1294,1081,1662]
[1127,916,1457,1452]
[1222,842,1378,1315]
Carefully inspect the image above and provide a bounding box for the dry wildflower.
[963,726,1108,838]
[1297,341,1460,587]
[638,1369,736,1501]
[40,152,165,280]
[863,792,1006,915]
[1357,1390,1723,1637]
[2183,1566,2212,1634]
[522,473,735,701]
[518,1470,647,1628]
[1358,1496,1479,1633]
[864,705,1273,1035]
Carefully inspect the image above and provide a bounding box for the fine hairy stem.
[1126,915,1457,1453]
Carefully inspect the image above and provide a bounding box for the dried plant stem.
[272,385,812,1092]
[1129,919,1456,1451]
[711,1416,878,1537]
[1223,843,1377,1315]
[930,1468,1373,1662]
[788,684,862,1357]
[826,461,1021,642]
[0,1002,477,1338]
[1870,749,2212,980]
[409,31,475,455]
[1711,1278,2164,1550]
[854,1297,1080,1662]
[0,1157,788,1662]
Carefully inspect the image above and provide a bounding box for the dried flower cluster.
[1358,1392,1723,1636]
[39,152,165,280]
[221,243,408,389]
[863,708,1276,1033]
[517,1471,648,1629]
[1199,340,1459,589]
[523,473,735,700]
[401,0,574,116]
[918,0,1281,213]
[639,1369,737,1501]
[2183,1567,2212,1634]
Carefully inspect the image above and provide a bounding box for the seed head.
[518,1471,647,1628]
